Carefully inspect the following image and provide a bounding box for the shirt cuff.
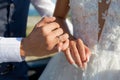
[0,37,24,63]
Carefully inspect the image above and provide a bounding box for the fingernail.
[87,57,89,62]
[58,46,62,52]
[72,63,79,69]
[82,63,87,71]
[72,63,86,71]
[86,55,90,62]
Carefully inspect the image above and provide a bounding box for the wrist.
[20,38,29,57]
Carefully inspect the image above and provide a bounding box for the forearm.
[53,0,74,40]
[53,0,69,19]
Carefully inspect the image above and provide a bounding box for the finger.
[84,45,91,62]
[46,32,68,50]
[70,41,83,68]
[42,17,56,23]
[58,33,69,42]
[81,45,91,69]
[57,42,63,52]
[56,33,69,51]
[50,28,64,38]
[36,17,56,27]
[64,48,75,64]
[82,62,87,70]
[45,32,63,50]
[77,39,86,62]
[41,22,60,36]
[61,39,69,51]
[45,22,60,31]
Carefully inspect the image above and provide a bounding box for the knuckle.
[64,33,69,39]
[59,28,64,33]
[54,22,60,28]
[61,35,68,42]
[41,27,47,34]
[70,41,76,46]
[77,39,83,44]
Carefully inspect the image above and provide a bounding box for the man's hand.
[20,17,69,57]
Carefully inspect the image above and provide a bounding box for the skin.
[20,0,109,70]
[53,0,91,69]
[20,17,69,57]
[53,0,110,69]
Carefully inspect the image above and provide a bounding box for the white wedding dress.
[39,0,120,80]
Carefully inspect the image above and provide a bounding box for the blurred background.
[27,0,56,36]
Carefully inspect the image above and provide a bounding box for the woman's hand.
[64,38,91,70]
[53,17,91,70]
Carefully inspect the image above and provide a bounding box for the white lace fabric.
[39,0,120,80]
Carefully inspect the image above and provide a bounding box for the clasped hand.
[21,16,91,70]
[53,17,91,70]
[20,17,69,57]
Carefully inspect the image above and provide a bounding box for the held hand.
[64,38,91,70]
[52,17,90,69]
[20,17,69,57]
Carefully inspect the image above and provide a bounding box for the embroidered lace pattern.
[39,0,120,80]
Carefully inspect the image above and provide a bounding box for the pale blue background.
[29,0,56,16]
